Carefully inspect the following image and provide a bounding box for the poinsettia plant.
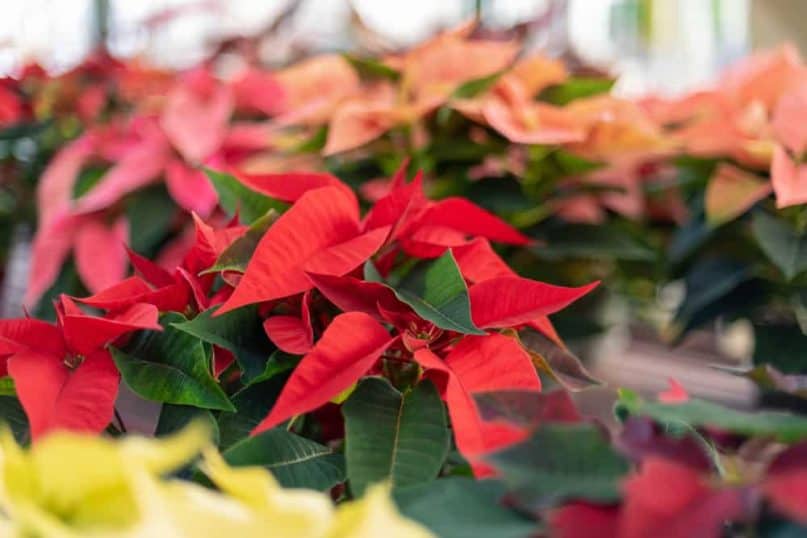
[1,166,807,537]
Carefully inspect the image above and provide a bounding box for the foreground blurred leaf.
[394,478,534,538]
[156,404,219,445]
[343,378,449,496]
[222,429,345,490]
[486,424,629,508]
[616,390,807,443]
[111,313,234,411]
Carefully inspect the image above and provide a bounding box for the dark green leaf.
[390,251,485,335]
[533,223,656,261]
[203,168,285,224]
[111,313,234,411]
[752,211,807,281]
[223,429,345,490]
[0,396,29,445]
[156,404,219,444]
[172,306,270,385]
[394,478,534,538]
[249,350,299,385]
[671,259,752,338]
[217,375,287,450]
[486,424,629,508]
[616,390,807,443]
[539,77,615,105]
[343,378,449,495]
[125,185,177,253]
[753,323,807,374]
[205,210,277,274]
[0,120,50,140]
[72,167,106,199]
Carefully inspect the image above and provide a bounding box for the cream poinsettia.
[0,424,433,538]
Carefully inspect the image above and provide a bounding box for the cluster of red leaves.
[0,167,597,469]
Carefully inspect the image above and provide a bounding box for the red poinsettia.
[0,296,160,440]
[209,167,597,472]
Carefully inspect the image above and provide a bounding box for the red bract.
[469,277,599,329]
[253,312,395,433]
[763,442,807,524]
[233,170,352,202]
[0,296,160,440]
[160,67,233,164]
[216,186,390,314]
[76,213,247,315]
[263,290,315,354]
[415,334,540,472]
[619,459,745,538]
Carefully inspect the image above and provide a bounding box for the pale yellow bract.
[0,423,433,538]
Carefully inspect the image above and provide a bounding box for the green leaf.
[156,404,219,444]
[125,185,177,253]
[204,210,277,274]
[389,251,485,335]
[0,396,30,445]
[217,375,288,450]
[223,429,345,490]
[452,71,503,99]
[249,350,299,385]
[173,305,274,385]
[203,168,285,224]
[486,424,630,508]
[394,478,534,538]
[72,167,106,199]
[111,313,234,411]
[171,306,269,385]
[616,393,807,443]
[753,323,807,374]
[343,378,449,496]
[671,259,753,338]
[752,211,807,281]
[343,54,400,81]
[532,223,656,261]
[0,377,16,397]
[0,120,50,140]
[539,77,615,105]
